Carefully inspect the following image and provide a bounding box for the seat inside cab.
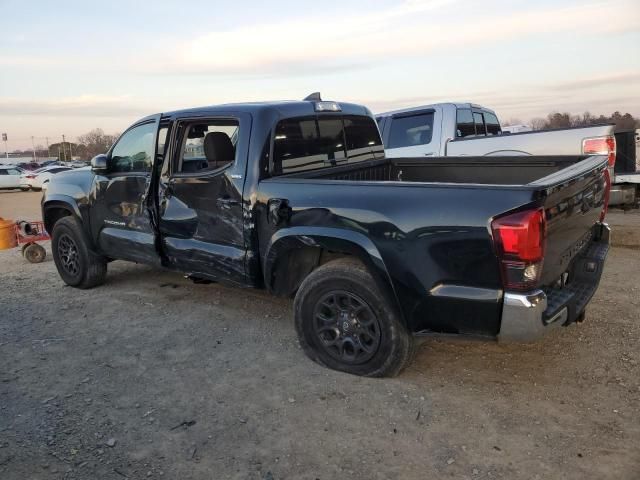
[179,121,238,174]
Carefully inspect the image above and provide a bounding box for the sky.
[0,0,639,150]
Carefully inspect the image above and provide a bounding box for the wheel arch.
[263,227,406,326]
[42,196,98,254]
[42,196,81,234]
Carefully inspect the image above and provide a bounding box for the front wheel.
[51,217,107,289]
[294,258,414,377]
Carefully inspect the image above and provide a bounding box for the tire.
[20,186,30,192]
[23,243,46,263]
[51,216,107,289]
[294,258,414,377]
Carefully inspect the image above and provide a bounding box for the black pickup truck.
[42,97,611,377]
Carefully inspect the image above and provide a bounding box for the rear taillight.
[600,168,611,222]
[582,135,616,168]
[26,174,36,179]
[491,208,546,291]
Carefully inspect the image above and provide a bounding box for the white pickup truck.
[376,103,638,207]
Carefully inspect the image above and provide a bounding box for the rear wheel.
[294,258,414,377]
[20,186,30,192]
[51,217,107,289]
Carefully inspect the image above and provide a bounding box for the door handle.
[163,179,176,199]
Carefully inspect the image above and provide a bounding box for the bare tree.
[529,111,639,131]
[76,128,120,160]
[503,118,524,127]
[530,118,547,130]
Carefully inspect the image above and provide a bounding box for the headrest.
[204,132,235,165]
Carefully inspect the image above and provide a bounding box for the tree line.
[506,111,639,131]
[10,128,120,161]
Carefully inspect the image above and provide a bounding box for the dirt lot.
[1,190,639,479]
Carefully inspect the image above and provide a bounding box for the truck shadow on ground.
[95,259,580,389]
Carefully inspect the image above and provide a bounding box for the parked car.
[17,161,41,171]
[42,96,611,377]
[40,160,60,167]
[375,103,636,207]
[502,124,532,133]
[610,129,640,207]
[21,166,72,190]
[0,166,30,191]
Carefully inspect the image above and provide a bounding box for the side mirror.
[91,154,108,174]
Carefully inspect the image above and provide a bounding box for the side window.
[157,127,168,155]
[456,109,475,137]
[110,122,156,174]
[387,113,434,149]
[343,115,384,161]
[0,169,7,175]
[473,112,486,136]
[273,116,347,174]
[176,121,238,174]
[484,112,501,135]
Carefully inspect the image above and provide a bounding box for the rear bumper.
[498,223,610,342]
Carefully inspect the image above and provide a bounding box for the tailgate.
[532,155,609,286]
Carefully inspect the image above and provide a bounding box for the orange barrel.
[0,218,17,250]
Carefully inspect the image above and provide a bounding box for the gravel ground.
[1,190,639,479]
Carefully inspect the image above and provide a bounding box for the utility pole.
[1,133,7,160]
[45,136,50,159]
[31,136,37,161]
[62,134,66,162]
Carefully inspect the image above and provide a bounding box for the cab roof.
[136,100,372,124]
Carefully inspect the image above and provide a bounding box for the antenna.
[303,92,322,102]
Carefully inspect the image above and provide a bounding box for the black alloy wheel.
[57,233,80,276]
[312,290,381,364]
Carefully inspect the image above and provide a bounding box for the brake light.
[26,174,36,179]
[600,168,611,222]
[582,135,616,168]
[492,208,546,291]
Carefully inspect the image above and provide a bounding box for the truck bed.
[264,154,609,334]
[285,155,595,186]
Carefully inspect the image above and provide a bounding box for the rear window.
[484,112,501,135]
[343,115,384,160]
[456,109,475,137]
[473,112,486,136]
[272,115,382,175]
[387,113,434,149]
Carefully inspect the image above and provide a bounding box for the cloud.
[358,71,640,119]
[145,0,639,76]
[0,95,148,117]
[549,72,640,91]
